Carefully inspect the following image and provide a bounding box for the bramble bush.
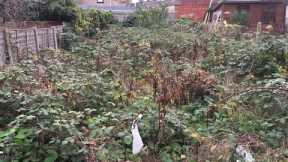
[231,10,249,25]
[74,9,114,37]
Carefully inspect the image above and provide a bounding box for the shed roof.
[211,0,284,11]
[220,0,283,3]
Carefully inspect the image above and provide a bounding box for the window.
[262,6,276,24]
[97,0,104,3]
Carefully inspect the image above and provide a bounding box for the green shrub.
[203,33,288,78]
[74,9,114,37]
[176,18,193,26]
[0,0,79,22]
[0,95,86,162]
[59,25,80,50]
[252,35,288,77]
[46,0,78,22]
[0,49,115,161]
[174,18,205,33]
[123,5,168,28]
[231,10,248,25]
[122,14,138,27]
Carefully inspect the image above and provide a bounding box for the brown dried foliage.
[147,59,217,106]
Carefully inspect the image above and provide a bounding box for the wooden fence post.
[0,31,5,66]
[256,22,262,41]
[47,28,50,48]
[15,30,19,60]
[52,27,58,49]
[4,28,16,64]
[25,30,29,54]
[33,27,39,53]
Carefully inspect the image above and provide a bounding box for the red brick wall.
[176,4,209,21]
[220,3,285,32]
[175,0,210,22]
[179,0,210,5]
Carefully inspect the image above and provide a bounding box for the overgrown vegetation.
[0,0,114,37]
[0,2,288,161]
[46,0,78,21]
[231,10,249,25]
[74,9,114,37]
[0,0,76,22]
[123,5,168,28]
[0,24,287,161]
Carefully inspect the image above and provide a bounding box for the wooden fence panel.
[26,29,37,54]
[9,30,19,62]
[16,30,28,49]
[38,28,48,49]
[47,28,53,48]
[0,25,62,65]
[14,30,28,59]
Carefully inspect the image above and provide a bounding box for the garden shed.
[210,0,286,32]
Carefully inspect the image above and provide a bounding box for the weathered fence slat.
[52,27,58,49]
[34,28,39,53]
[16,30,19,60]
[47,29,50,48]
[4,28,16,64]
[0,32,5,66]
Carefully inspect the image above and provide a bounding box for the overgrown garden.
[0,1,288,162]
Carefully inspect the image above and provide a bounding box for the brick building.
[175,0,211,21]
[210,0,286,32]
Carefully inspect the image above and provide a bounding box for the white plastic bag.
[131,114,144,154]
[236,145,255,162]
